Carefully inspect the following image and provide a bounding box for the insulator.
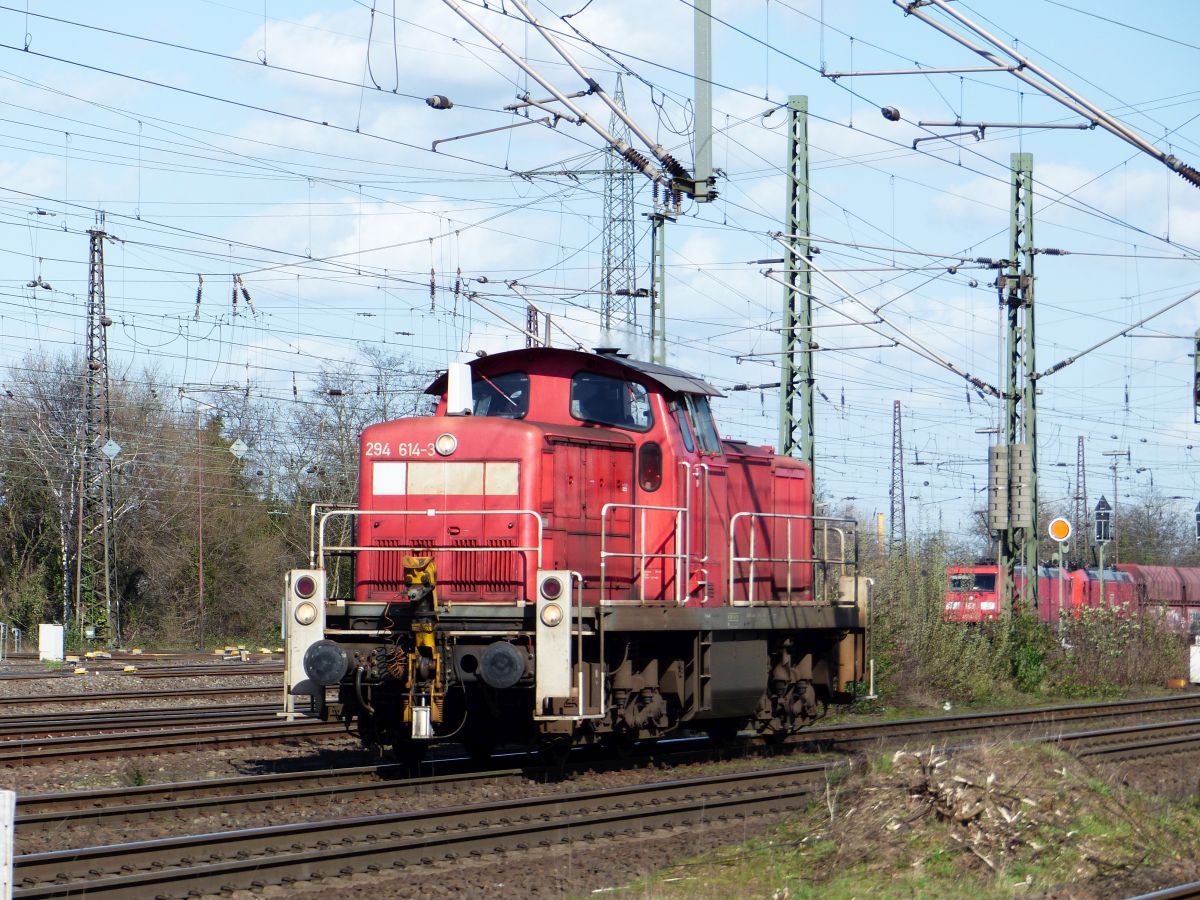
[425,95,454,110]
[659,152,688,179]
[880,106,901,122]
[88,360,102,371]
[1177,163,1200,189]
[101,316,112,327]
[622,146,651,173]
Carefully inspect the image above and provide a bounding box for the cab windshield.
[472,372,529,418]
[949,573,995,592]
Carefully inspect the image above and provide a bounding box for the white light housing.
[294,601,318,626]
[446,362,473,416]
[434,433,458,456]
[539,602,563,627]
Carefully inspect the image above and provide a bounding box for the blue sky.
[1,0,1198,541]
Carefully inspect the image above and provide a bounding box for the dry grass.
[622,743,1200,899]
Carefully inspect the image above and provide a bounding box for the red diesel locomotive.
[284,347,869,760]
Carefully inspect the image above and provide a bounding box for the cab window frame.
[569,371,654,433]
[685,394,722,454]
[471,371,530,419]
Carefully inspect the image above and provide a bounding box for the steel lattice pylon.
[998,153,1038,617]
[779,95,813,466]
[74,223,116,645]
[601,74,638,337]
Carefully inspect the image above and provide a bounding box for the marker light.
[540,576,563,600]
[294,575,317,599]
[294,601,318,626]
[539,602,564,627]
[434,433,458,456]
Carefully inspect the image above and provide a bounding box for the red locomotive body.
[286,348,868,760]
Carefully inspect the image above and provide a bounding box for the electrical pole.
[997,153,1037,618]
[1073,435,1088,566]
[648,211,670,364]
[779,95,814,467]
[601,74,639,337]
[525,302,539,349]
[1101,449,1129,565]
[75,219,117,646]
[889,400,907,557]
[692,0,715,202]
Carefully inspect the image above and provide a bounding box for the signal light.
[539,602,563,627]
[540,576,563,601]
[294,601,318,626]
[294,575,317,599]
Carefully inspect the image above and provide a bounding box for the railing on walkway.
[599,502,687,605]
[728,513,858,606]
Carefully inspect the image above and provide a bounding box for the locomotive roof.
[425,347,724,398]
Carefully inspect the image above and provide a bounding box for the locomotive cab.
[286,348,868,762]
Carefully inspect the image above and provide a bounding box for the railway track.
[0,666,281,681]
[18,701,1200,900]
[10,693,1200,897]
[784,692,1200,750]
[12,762,833,899]
[1,691,1197,766]
[0,718,342,765]
[0,702,285,737]
[0,685,280,709]
[15,693,1200,835]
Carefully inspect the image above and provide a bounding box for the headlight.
[540,602,563,627]
[434,432,458,456]
[540,576,563,601]
[294,575,317,599]
[294,601,318,626]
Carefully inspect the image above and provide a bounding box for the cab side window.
[669,400,695,453]
[685,395,722,454]
[570,372,652,431]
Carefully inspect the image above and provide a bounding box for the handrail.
[696,463,711,562]
[316,508,543,602]
[728,512,858,606]
[308,501,356,566]
[599,502,687,605]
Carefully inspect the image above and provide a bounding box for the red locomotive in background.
[945,562,1200,632]
[284,348,869,761]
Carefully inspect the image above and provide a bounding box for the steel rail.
[1128,880,1200,900]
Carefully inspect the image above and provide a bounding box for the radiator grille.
[363,538,521,598]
